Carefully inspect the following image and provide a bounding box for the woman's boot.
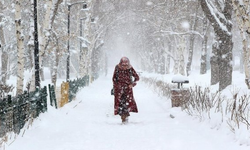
[121,115,126,123]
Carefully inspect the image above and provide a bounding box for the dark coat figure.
[112,57,140,123]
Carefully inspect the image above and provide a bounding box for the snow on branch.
[205,0,229,33]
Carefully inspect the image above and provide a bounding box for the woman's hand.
[129,82,137,88]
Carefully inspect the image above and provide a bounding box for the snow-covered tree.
[200,17,209,75]
[200,0,233,91]
[0,0,247,94]
[39,0,53,81]
[186,2,199,76]
[232,0,250,89]
[79,1,91,78]
[0,1,8,85]
[15,0,25,95]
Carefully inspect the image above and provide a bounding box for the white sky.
[3,68,250,150]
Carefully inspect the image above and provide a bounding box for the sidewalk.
[5,75,249,150]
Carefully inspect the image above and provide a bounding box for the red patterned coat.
[112,64,140,115]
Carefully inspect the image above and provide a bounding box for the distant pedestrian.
[112,57,140,123]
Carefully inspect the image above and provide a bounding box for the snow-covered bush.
[142,76,250,145]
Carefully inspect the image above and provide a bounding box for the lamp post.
[66,1,87,81]
[34,0,40,88]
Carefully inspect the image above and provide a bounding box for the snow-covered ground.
[3,69,250,150]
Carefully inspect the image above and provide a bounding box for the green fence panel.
[48,84,57,109]
[0,86,48,138]
[68,76,89,102]
[0,97,8,137]
[41,86,48,112]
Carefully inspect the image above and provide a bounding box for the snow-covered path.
[5,74,249,150]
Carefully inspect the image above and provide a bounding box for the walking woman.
[112,57,140,123]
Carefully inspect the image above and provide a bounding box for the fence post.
[49,84,57,109]
[48,84,53,106]
[41,86,48,112]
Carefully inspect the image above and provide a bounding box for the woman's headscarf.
[119,57,131,69]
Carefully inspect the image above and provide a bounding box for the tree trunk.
[186,34,194,76]
[210,42,220,85]
[84,1,93,81]
[218,33,233,91]
[39,0,53,81]
[160,53,165,74]
[166,40,171,74]
[200,0,233,91]
[26,0,36,92]
[91,42,103,79]
[79,17,87,77]
[0,1,8,85]
[15,0,25,95]
[27,0,34,70]
[179,37,185,76]
[233,0,250,89]
[51,0,63,26]
[173,47,180,75]
[200,35,208,74]
[51,39,59,88]
[200,18,208,74]
[186,3,199,76]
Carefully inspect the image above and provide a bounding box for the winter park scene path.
[2,0,250,149]
[5,73,249,150]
